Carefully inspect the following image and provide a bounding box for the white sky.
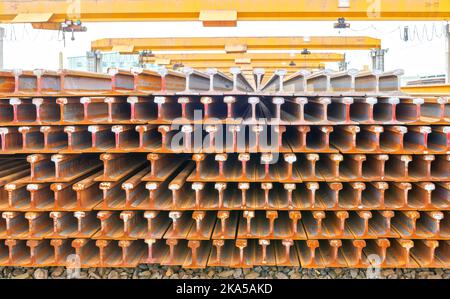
[1,20,448,78]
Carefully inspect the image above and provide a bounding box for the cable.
[1,24,65,42]
[407,23,447,43]
[350,24,401,34]
[10,25,16,41]
[350,22,446,43]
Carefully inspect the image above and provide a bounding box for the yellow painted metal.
[11,13,53,23]
[112,45,135,53]
[1,0,450,24]
[92,36,381,52]
[235,57,252,64]
[31,22,61,30]
[188,67,320,74]
[162,61,325,69]
[224,44,248,53]
[199,10,237,26]
[401,84,450,95]
[154,58,172,65]
[143,53,344,64]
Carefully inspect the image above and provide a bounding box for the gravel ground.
[0,266,448,279]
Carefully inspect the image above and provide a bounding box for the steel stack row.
[0,67,448,269]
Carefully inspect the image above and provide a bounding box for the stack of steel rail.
[0,66,448,269]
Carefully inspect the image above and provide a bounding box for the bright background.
[1,21,448,79]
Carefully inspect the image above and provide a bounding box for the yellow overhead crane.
[92,36,381,53]
[1,0,450,27]
[401,84,450,95]
[145,53,344,65]
[2,0,449,81]
[194,67,320,78]
[194,67,311,73]
[149,54,328,77]
[161,61,325,70]
[93,36,373,73]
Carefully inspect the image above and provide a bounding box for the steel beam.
[1,0,450,24]
[92,36,381,52]
[146,53,345,64]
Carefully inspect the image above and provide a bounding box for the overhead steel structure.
[91,36,381,53]
[146,53,345,65]
[1,0,450,27]
[1,0,450,77]
[90,36,380,72]
[160,61,325,70]
[183,67,321,76]
[401,84,450,96]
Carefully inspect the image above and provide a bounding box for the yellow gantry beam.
[179,64,322,72]
[162,61,325,69]
[1,0,450,25]
[204,68,317,73]
[192,67,316,77]
[92,36,381,52]
[401,84,450,95]
[144,52,344,65]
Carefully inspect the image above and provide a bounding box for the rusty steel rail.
[260,70,288,94]
[0,66,449,269]
[0,68,190,98]
[0,96,447,126]
[81,180,447,211]
[15,154,102,183]
[0,68,430,99]
[282,69,404,95]
[2,208,447,242]
[108,68,187,93]
[187,153,449,182]
[1,238,448,268]
[229,67,256,93]
[178,67,254,95]
[0,70,113,97]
